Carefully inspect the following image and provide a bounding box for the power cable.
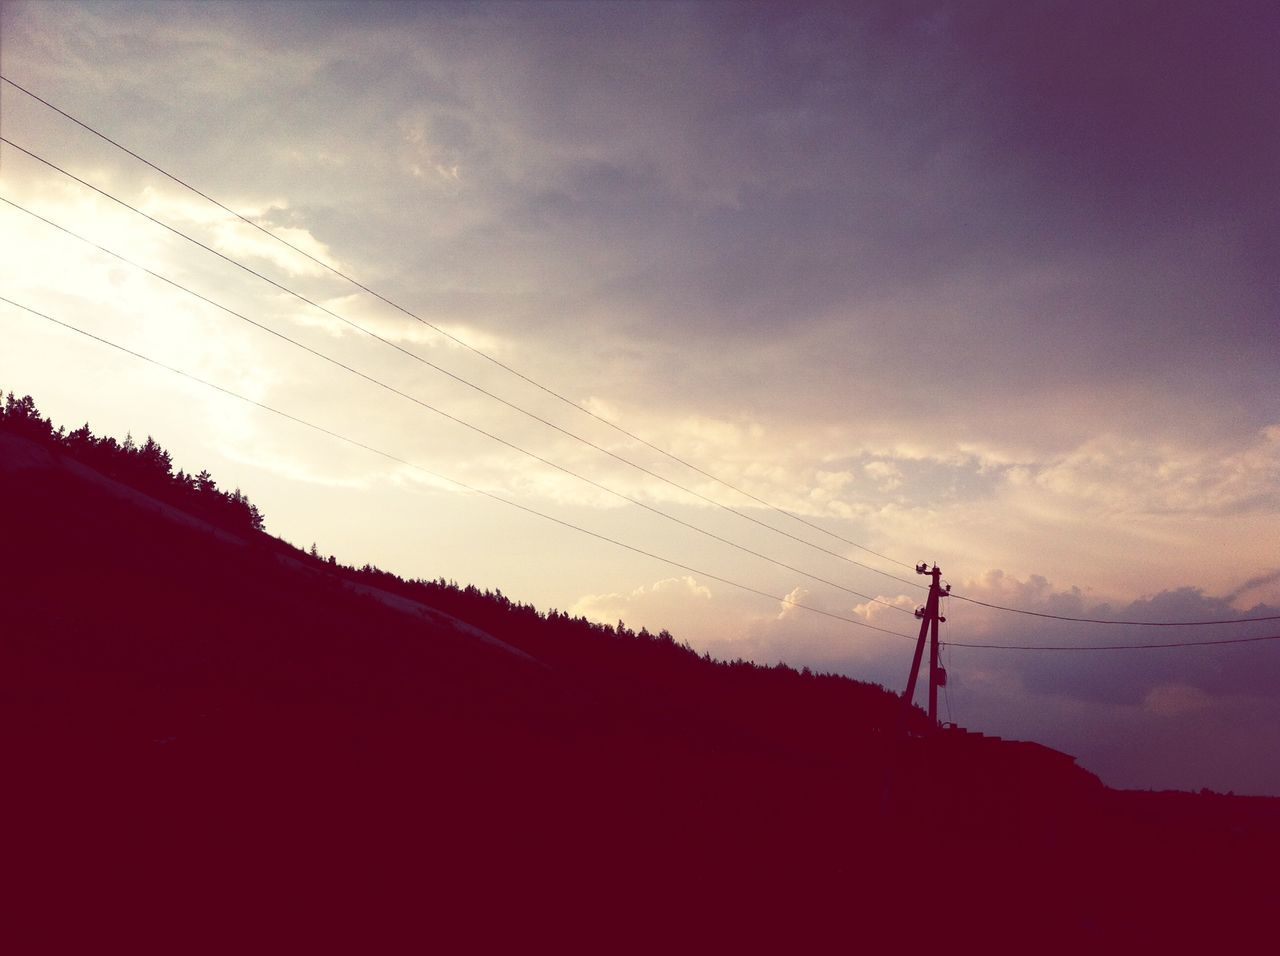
[11,86,1277,634]
[0,134,922,594]
[0,190,917,615]
[6,298,1272,658]
[948,633,1280,651]
[0,193,914,613]
[948,593,1280,627]
[0,293,918,643]
[0,72,920,576]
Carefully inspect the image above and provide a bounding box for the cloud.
[1143,684,1212,718]
[135,188,340,279]
[571,576,716,638]
[1224,568,1280,606]
[945,571,1280,712]
[690,578,920,690]
[776,585,809,620]
[398,114,464,184]
[863,460,903,492]
[1028,428,1280,518]
[20,0,1275,459]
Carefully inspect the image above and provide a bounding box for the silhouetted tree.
[138,436,173,481]
[3,392,53,441]
[1,392,267,536]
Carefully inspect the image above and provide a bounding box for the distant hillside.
[3,393,1277,948]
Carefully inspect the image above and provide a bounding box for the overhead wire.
[0,72,920,577]
[0,293,919,643]
[0,133,923,595]
[0,187,914,615]
[937,586,1280,648]
[947,633,1280,651]
[0,191,911,614]
[5,279,1274,654]
[6,81,1277,638]
[947,593,1280,627]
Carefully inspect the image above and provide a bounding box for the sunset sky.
[2,1,1278,795]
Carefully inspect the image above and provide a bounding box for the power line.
[0,293,918,643]
[0,72,920,577]
[11,152,1278,637]
[7,298,1272,659]
[948,633,1280,651]
[0,134,923,595]
[0,190,915,615]
[10,82,1276,637]
[949,593,1280,627]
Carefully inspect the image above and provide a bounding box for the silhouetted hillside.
[3,394,1276,948]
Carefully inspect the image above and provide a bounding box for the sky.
[2,0,1278,795]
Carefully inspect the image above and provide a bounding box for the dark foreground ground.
[3,437,1278,951]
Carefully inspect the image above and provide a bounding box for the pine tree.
[2,393,54,440]
[139,436,173,478]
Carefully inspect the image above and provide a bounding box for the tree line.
[1,388,910,742]
[1,391,265,535]
[323,558,912,743]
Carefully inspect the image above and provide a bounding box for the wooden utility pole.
[883,562,952,816]
[901,562,949,729]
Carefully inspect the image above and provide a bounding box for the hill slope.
[3,408,1277,947]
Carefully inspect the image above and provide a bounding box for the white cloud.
[571,576,715,638]
[777,585,808,620]
[863,459,903,491]
[137,188,340,279]
[1029,428,1280,518]
[399,115,464,184]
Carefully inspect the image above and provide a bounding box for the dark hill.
[2,399,1277,948]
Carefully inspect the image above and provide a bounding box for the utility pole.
[901,562,950,730]
[882,562,952,816]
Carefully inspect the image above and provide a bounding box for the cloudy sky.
[2,0,1278,794]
